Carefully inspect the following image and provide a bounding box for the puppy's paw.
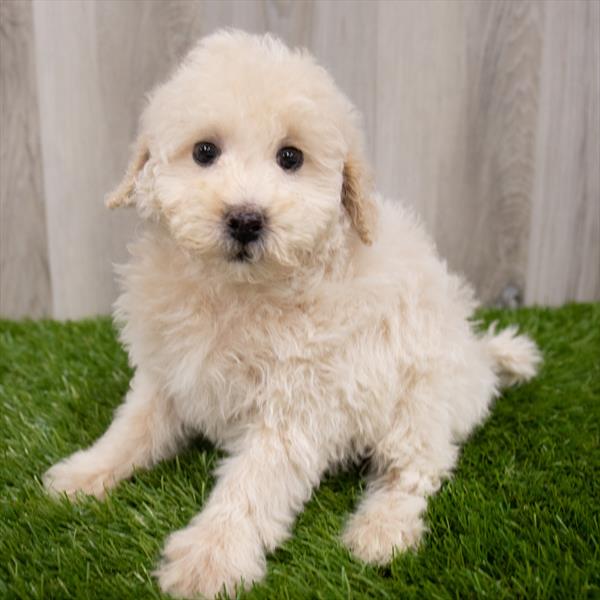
[43,450,117,500]
[342,509,424,565]
[156,519,265,599]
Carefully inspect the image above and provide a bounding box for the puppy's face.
[109,32,376,281]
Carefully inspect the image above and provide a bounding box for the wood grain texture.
[376,0,544,305]
[31,0,267,319]
[32,0,177,318]
[375,0,467,228]
[29,0,381,318]
[0,0,50,317]
[448,0,543,306]
[526,0,600,305]
[2,0,598,317]
[309,1,378,161]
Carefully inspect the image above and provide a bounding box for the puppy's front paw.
[342,508,424,565]
[156,519,265,599]
[43,450,117,500]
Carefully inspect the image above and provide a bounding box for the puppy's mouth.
[231,248,251,263]
[226,242,263,264]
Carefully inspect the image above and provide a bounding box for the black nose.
[226,208,265,244]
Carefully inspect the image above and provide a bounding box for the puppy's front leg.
[342,387,458,565]
[44,370,185,499]
[157,427,322,599]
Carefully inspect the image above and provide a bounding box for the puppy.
[44,30,540,599]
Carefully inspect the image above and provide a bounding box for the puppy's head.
[108,30,377,280]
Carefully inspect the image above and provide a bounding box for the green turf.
[0,304,598,600]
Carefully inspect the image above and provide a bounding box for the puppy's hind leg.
[342,386,458,565]
[44,370,186,499]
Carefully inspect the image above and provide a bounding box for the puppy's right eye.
[277,146,303,171]
[193,141,221,166]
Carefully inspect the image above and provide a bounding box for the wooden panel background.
[0,0,50,317]
[1,0,598,318]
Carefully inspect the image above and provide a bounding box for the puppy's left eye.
[193,141,221,166]
[277,146,303,171]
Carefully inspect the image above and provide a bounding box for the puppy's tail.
[482,324,542,388]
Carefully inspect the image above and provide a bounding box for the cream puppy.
[44,30,540,599]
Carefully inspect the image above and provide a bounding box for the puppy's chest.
[157,299,329,416]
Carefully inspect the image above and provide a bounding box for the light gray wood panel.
[32,0,178,319]
[376,0,544,305]
[32,0,270,319]
[3,0,597,318]
[309,1,378,162]
[34,0,124,319]
[376,0,468,229]
[449,0,543,306]
[526,0,600,305]
[31,0,382,318]
[0,0,50,318]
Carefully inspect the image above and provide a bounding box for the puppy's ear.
[105,136,150,208]
[341,153,378,245]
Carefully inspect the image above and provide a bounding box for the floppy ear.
[341,153,378,245]
[105,136,150,208]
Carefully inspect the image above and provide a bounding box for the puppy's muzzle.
[226,207,265,245]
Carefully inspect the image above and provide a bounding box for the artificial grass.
[0,304,598,600]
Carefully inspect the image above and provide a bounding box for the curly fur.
[43,30,541,599]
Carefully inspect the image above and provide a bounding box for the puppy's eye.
[276,146,303,171]
[193,141,221,166]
